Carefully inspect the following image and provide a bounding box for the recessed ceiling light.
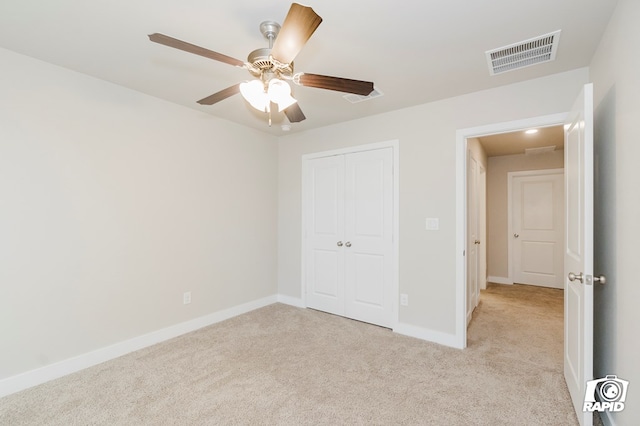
[525,129,539,135]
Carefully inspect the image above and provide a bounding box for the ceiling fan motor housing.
[246,21,294,81]
[247,47,293,80]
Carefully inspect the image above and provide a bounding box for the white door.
[511,171,565,288]
[478,165,487,291]
[304,155,345,316]
[344,149,394,327]
[467,154,479,324]
[305,147,394,328]
[564,84,594,426]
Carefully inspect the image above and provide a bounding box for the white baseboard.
[487,276,513,285]
[277,294,305,308]
[394,322,462,349]
[0,295,277,398]
[1,295,472,398]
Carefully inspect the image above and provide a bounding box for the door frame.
[455,113,567,349]
[301,139,400,328]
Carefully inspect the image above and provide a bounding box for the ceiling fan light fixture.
[269,79,297,111]
[241,78,297,113]
[240,80,270,112]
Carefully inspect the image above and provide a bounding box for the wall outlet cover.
[425,218,440,230]
[400,293,409,306]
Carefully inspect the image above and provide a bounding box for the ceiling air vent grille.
[486,30,561,75]
[525,145,556,155]
[343,88,384,103]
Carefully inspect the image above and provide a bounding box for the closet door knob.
[568,272,584,283]
[337,241,343,247]
[345,242,352,248]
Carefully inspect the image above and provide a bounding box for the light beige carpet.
[1,284,580,425]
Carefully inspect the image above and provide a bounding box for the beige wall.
[278,68,589,336]
[590,0,640,424]
[0,48,279,380]
[485,150,564,280]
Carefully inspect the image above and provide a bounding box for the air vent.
[343,88,384,103]
[486,30,561,75]
[525,145,556,155]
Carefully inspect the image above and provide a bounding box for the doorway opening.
[456,86,594,425]
[454,113,567,349]
[466,127,566,339]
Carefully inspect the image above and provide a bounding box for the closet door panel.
[344,148,394,327]
[304,155,345,316]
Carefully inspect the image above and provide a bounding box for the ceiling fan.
[148,3,374,125]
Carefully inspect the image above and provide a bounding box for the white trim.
[0,295,277,398]
[507,168,564,286]
[487,276,514,285]
[301,140,400,329]
[455,131,466,349]
[456,113,567,350]
[301,140,399,161]
[277,294,305,308]
[394,323,460,349]
[392,141,400,330]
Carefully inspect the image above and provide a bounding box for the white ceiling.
[0,0,618,136]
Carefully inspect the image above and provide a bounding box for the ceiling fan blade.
[148,33,245,68]
[197,84,241,105]
[297,73,374,96]
[284,103,306,123]
[270,3,323,65]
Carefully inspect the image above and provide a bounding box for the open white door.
[564,83,594,426]
[467,154,479,324]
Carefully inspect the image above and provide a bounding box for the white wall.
[0,48,278,380]
[590,0,640,424]
[278,68,589,337]
[486,150,564,280]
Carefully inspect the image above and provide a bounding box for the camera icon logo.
[583,375,629,412]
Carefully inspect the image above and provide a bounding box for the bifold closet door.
[304,154,345,317]
[305,147,394,328]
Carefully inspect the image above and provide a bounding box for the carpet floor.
[0,283,580,425]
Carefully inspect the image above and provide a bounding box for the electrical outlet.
[425,218,439,230]
[183,291,191,305]
[400,293,409,306]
